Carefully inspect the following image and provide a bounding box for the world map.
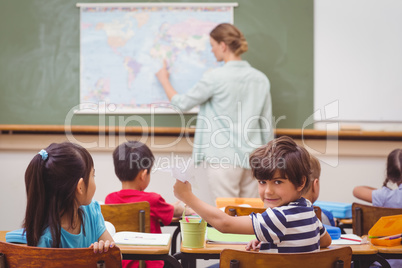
[79,5,233,113]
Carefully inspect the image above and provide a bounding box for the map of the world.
[79,4,234,113]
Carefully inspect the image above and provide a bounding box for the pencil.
[379,234,402,240]
[341,237,361,242]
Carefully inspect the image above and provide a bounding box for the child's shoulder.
[81,200,102,214]
[141,191,165,201]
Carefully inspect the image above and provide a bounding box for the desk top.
[181,242,249,254]
[180,242,379,255]
[0,231,170,255]
[215,197,264,208]
[329,244,378,255]
[338,219,353,225]
[117,242,170,255]
[0,231,7,242]
[373,244,402,254]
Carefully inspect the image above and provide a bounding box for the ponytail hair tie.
[38,149,48,161]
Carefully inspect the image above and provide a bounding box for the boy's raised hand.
[173,179,193,202]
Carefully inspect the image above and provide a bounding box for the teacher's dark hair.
[23,142,93,247]
[210,23,248,56]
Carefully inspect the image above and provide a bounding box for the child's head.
[209,23,248,56]
[23,142,94,247]
[303,155,321,204]
[384,148,402,187]
[113,141,154,183]
[249,136,311,208]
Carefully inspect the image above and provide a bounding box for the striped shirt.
[250,198,326,253]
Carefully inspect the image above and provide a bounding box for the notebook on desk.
[206,227,256,244]
[105,221,170,246]
[331,234,367,245]
[113,232,171,246]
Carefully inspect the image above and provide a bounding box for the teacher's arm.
[156,60,177,100]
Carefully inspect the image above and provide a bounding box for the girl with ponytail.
[353,149,402,207]
[21,142,114,252]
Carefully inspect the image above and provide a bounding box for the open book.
[113,232,171,246]
[105,221,171,246]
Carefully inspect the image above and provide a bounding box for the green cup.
[180,218,207,248]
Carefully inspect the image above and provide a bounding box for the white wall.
[314,0,402,127]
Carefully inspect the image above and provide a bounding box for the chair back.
[219,247,352,268]
[216,198,264,208]
[352,202,402,236]
[225,205,322,221]
[313,206,322,221]
[101,202,151,233]
[0,241,121,268]
[224,206,265,216]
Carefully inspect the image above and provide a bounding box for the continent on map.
[150,18,217,67]
[96,20,135,49]
[83,78,110,102]
[124,57,142,88]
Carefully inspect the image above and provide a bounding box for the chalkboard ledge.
[0,124,192,136]
[1,125,402,141]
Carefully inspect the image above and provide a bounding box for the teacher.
[156,23,273,201]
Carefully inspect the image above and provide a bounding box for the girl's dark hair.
[113,141,154,182]
[23,142,93,247]
[383,149,402,187]
[249,136,311,193]
[210,23,248,56]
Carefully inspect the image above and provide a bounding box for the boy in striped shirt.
[173,136,331,253]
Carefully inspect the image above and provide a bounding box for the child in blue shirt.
[174,136,331,253]
[9,142,114,253]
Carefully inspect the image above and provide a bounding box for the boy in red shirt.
[106,141,192,268]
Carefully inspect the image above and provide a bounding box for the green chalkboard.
[0,0,313,129]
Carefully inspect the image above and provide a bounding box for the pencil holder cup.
[180,218,207,248]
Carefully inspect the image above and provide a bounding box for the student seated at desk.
[303,155,335,226]
[353,148,402,208]
[174,136,331,253]
[105,141,193,268]
[7,142,114,253]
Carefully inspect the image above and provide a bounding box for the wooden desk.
[174,242,247,268]
[160,217,181,255]
[374,244,402,262]
[117,239,181,268]
[0,231,182,268]
[0,231,7,243]
[337,218,353,234]
[215,198,264,208]
[174,242,390,268]
[330,244,391,268]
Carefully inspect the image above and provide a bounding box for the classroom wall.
[314,0,402,127]
[1,134,401,231]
